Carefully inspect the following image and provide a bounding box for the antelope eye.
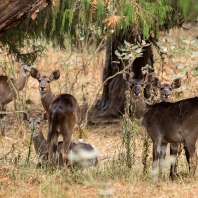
[47,80,50,83]
[160,88,164,91]
[38,79,41,83]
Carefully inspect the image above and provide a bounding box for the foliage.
[1,0,198,52]
[155,33,198,92]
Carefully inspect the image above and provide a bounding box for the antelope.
[47,94,81,169]
[30,68,81,168]
[30,68,60,113]
[21,111,98,168]
[123,71,183,179]
[152,76,182,102]
[151,76,184,179]
[0,61,31,135]
[142,78,198,180]
[122,71,156,120]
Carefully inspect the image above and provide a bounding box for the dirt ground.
[1,26,198,197]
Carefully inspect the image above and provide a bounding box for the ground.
[1,26,198,197]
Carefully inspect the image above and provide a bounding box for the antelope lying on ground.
[0,60,31,135]
[21,111,98,168]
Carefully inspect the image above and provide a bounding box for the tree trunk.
[88,30,154,124]
[0,0,49,35]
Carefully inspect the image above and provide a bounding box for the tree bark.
[0,0,49,35]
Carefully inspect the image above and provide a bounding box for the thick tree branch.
[0,0,50,35]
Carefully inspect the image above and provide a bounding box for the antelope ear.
[50,70,60,81]
[171,78,182,89]
[41,112,48,121]
[30,68,40,80]
[144,72,155,84]
[123,71,134,82]
[21,112,29,121]
[152,77,161,88]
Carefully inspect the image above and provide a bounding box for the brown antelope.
[30,67,81,121]
[149,76,184,180]
[21,111,98,168]
[142,78,198,180]
[123,71,184,179]
[0,62,31,135]
[47,94,81,168]
[30,68,60,112]
[122,71,156,120]
[152,76,182,102]
[30,68,81,168]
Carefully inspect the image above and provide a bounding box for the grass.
[1,148,198,198]
[1,98,198,197]
[0,118,197,198]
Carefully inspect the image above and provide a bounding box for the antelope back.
[153,77,182,102]
[49,94,81,125]
[47,93,81,167]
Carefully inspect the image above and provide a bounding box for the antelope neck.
[14,69,28,91]
[40,91,55,112]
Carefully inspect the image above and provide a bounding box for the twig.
[0,110,26,114]
[26,129,34,164]
[0,143,16,160]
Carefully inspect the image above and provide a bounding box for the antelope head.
[123,71,156,99]
[30,68,60,96]
[21,111,48,135]
[152,77,182,102]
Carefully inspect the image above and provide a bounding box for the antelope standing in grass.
[21,111,98,168]
[149,76,184,179]
[0,61,31,135]
[47,94,81,168]
[30,68,81,168]
[123,71,183,179]
[142,77,198,180]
